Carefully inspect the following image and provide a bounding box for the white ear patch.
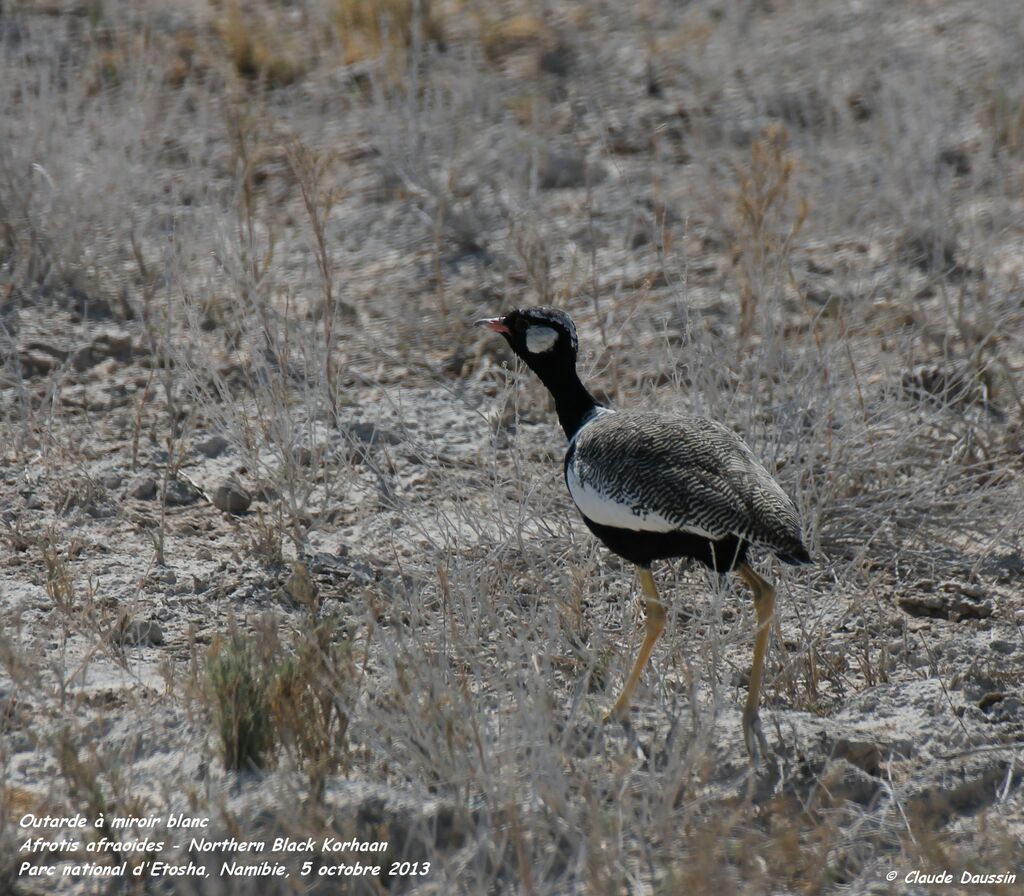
[525,325,559,354]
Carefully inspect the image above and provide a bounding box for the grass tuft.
[270,614,355,796]
[334,0,442,65]
[205,632,276,772]
[220,1,307,88]
[729,124,808,343]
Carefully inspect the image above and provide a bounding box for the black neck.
[533,365,601,440]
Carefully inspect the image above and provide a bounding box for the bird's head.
[475,307,579,375]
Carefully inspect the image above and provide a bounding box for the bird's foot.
[742,709,770,768]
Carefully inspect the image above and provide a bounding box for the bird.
[476,306,811,763]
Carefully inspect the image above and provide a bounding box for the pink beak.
[475,317,510,335]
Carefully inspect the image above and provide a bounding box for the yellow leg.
[604,568,666,723]
[737,563,776,764]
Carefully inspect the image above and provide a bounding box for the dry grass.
[199,613,355,782]
[1,1,1023,894]
[729,125,808,343]
[335,0,442,65]
[219,1,308,87]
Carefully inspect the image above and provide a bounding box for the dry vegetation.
[1,0,1023,893]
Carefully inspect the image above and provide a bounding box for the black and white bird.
[477,306,811,762]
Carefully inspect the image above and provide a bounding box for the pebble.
[70,330,133,371]
[195,435,230,458]
[20,348,64,377]
[92,329,133,362]
[538,151,604,189]
[164,479,200,506]
[821,759,883,806]
[345,422,401,445]
[212,481,251,514]
[70,345,96,372]
[978,692,1006,711]
[115,619,165,647]
[129,476,158,500]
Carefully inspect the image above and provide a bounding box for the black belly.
[581,516,750,572]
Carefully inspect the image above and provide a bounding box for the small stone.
[345,422,401,445]
[820,759,883,806]
[92,329,133,363]
[195,435,230,458]
[538,151,605,190]
[164,479,200,506]
[67,287,113,320]
[70,345,96,371]
[832,737,886,775]
[938,145,971,176]
[252,482,279,502]
[539,43,571,76]
[102,473,122,489]
[20,348,63,377]
[116,619,164,647]
[129,476,158,500]
[212,481,251,514]
[897,590,993,621]
[978,692,1006,711]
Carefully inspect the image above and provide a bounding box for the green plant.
[206,633,276,772]
[271,615,355,797]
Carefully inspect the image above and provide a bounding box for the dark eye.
[513,317,528,333]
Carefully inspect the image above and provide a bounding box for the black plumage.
[476,306,811,763]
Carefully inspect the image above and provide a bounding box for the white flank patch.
[566,461,717,536]
[525,325,559,354]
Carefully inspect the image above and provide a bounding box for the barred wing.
[566,411,806,559]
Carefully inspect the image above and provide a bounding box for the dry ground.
[2,1,1023,894]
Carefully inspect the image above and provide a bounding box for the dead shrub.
[730,125,808,342]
